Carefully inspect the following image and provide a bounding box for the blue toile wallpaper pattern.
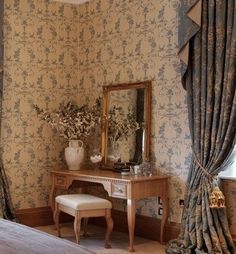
[77,0,191,223]
[2,0,80,209]
[1,0,235,228]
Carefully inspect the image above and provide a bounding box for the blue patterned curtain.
[167,0,236,253]
[0,0,16,220]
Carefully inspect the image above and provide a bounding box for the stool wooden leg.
[74,212,82,244]
[104,209,113,249]
[82,218,89,237]
[53,203,61,237]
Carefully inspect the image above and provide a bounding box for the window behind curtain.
[219,146,236,179]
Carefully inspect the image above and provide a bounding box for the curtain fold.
[167,0,236,253]
[0,0,16,220]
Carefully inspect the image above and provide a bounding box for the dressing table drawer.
[55,175,67,188]
[111,182,127,198]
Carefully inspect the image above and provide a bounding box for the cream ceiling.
[51,0,90,4]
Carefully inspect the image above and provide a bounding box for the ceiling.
[51,0,90,5]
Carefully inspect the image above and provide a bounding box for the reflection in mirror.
[107,88,144,164]
[101,81,151,169]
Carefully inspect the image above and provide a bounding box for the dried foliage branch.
[34,99,101,141]
[108,105,141,145]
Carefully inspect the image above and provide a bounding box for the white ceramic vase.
[65,140,84,170]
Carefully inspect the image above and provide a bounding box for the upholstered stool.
[53,194,113,248]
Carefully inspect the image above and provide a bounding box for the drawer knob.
[56,178,65,185]
[118,188,123,193]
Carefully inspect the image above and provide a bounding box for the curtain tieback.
[193,153,225,209]
[193,154,214,181]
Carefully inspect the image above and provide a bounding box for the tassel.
[209,179,225,209]
[193,154,226,209]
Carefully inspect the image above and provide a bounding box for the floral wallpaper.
[1,0,235,228]
[78,0,236,226]
[77,0,191,223]
[2,0,79,209]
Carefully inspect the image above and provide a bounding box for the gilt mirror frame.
[101,80,152,169]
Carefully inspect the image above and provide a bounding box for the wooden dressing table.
[49,168,169,252]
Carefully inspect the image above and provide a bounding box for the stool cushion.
[56,194,112,211]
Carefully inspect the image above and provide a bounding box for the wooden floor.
[36,223,166,254]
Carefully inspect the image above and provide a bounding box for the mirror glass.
[101,81,151,169]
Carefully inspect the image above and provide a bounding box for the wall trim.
[91,209,180,243]
[14,206,236,245]
[16,207,180,242]
[16,206,72,227]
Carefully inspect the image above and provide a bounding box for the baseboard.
[16,206,180,242]
[90,209,180,243]
[15,207,236,245]
[16,207,72,227]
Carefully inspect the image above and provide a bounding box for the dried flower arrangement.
[34,99,101,141]
[108,105,141,145]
